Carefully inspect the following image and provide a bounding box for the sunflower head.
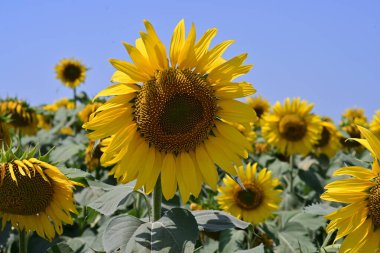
[84,19,257,202]
[370,110,380,138]
[0,99,38,135]
[37,114,52,130]
[261,97,322,156]
[321,126,380,251]
[78,102,103,124]
[246,96,270,120]
[314,117,341,157]
[0,145,79,241]
[43,98,76,112]
[217,163,282,224]
[55,59,86,88]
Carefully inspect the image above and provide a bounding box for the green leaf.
[235,244,265,253]
[275,222,316,253]
[46,238,85,253]
[298,169,324,195]
[125,208,199,253]
[192,210,251,232]
[219,229,247,253]
[304,203,337,216]
[102,214,144,253]
[87,184,135,216]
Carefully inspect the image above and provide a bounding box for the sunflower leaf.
[192,210,251,232]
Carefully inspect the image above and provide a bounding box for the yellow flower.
[342,107,368,126]
[246,96,270,120]
[0,99,38,135]
[43,98,75,112]
[37,114,51,130]
[78,102,103,124]
[321,126,380,252]
[84,20,257,202]
[217,163,282,224]
[261,97,322,155]
[370,110,380,138]
[59,127,74,136]
[340,108,369,149]
[0,121,10,147]
[233,122,256,145]
[314,117,341,157]
[55,59,86,88]
[0,157,78,241]
[85,140,106,171]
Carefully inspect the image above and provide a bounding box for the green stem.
[289,155,294,193]
[152,175,162,221]
[73,87,77,108]
[19,230,27,253]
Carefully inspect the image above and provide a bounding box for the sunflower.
[370,110,380,138]
[78,102,103,124]
[55,59,86,88]
[84,19,257,202]
[217,163,282,224]
[233,122,256,144]
[321,126,380,252]
[246,96,270,120]
[37,114,52,130]
[85,139,108,171]
[0,147,79,241]
[0,99,38,135]
[314,117,341,157]
[340,108,369,149]
[261,97,322,156]
[43,98,76,112]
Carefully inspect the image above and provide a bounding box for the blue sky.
[0,0,379,121]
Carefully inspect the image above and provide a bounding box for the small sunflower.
[217,163,282,224]
[0,146,79,241]
[340,108,369,149]
[37,114,52,130]
[314,117,341,157]
[246,96,270,120]
[342,107,368,125]
[321,126,380,252]
[78,102,103,124]
[85,139,107,171]
[370,110,380,138]
[261,97,322,155]
[55,59,87,88]
[84,20,257,202]
[0,99,38,135]
[43,98,76,112]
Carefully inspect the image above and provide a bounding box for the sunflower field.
[1,20,380,253]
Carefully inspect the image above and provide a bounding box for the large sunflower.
[261,97,322,155]
[246,96,270,120]
[84,20,257,202]
[0,99,38,135]
[0,147,79,241]
[370,110,380,138]
[321,126,380,252]
[217,163,282,224]
[314,117,341,158]
[55,59,87,88]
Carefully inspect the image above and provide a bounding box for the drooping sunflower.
[0,147,79,241]
[321,126,380,252]
[43,98,76,112]
[55,59,87,88]
[217,163,282,224]
[0,99,38,135]
[314,117,341,158]
[78,102,103,124]
[261,97,322,156]
[370,110,380,138]
[246,96,270,120]
[84,20,257,202]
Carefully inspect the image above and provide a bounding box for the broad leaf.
[192,210,251,232]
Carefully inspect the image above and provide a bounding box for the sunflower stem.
[73,87,77,108]
[289,155,294,193]
[152,175,162,221]
[19,230,27,253]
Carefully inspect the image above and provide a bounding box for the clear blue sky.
[0,0,379,121]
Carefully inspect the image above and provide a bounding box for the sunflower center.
[368,181,380,227]
[254,106,264,119]
[315,126,330,148]
[63,64,82,82]
[135,68,217,153]
[278,114,307,141]
[0,163,54,215]
[235,184,263,210]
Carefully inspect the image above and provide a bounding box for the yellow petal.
[214,82,256,99]
[194,28,217,60]
[217,100,257,123]
[161,153,177,200]
[170,19,185,67]
[93,83,139,101]
[123,42,155,76]
[109,59,149,82]
[357,125,380,159]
